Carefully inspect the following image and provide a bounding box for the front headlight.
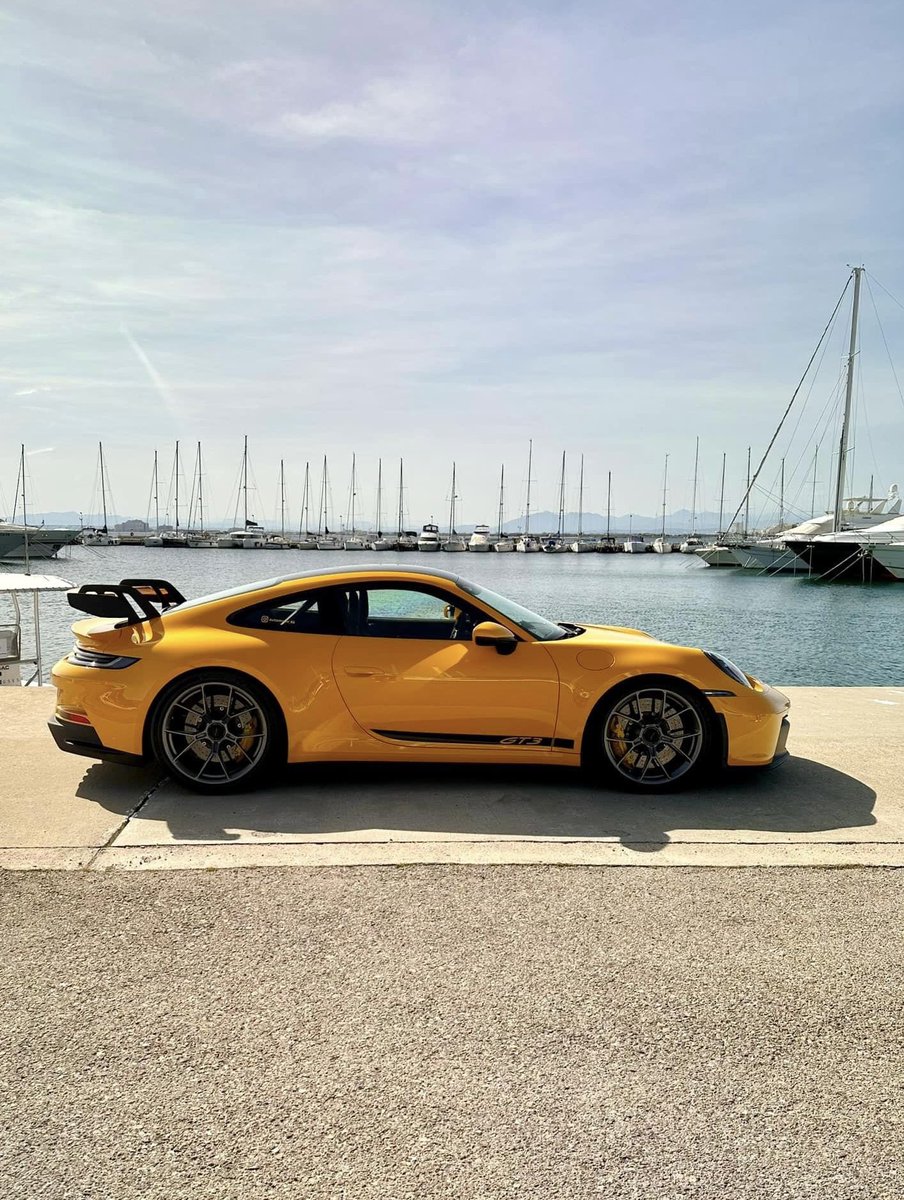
[704,651,753,688]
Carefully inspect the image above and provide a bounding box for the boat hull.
[784,540,898,581]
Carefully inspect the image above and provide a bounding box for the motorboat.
[219,522,267,549]
[81,528,120,547]
[493,535,515,552]
[396,531,420,551]
[266,535,292,550]
[570,539,596,553]
[694,544,741,567]
[343,535,369,551]
[652,538,672,554]
[468,524,492,552]
[442,535,468,552]
[869,544,904,580]
[623,539,646,553]
[515,536,542,552]
[542,537,570,553]
[678,537,703,554]
[733,487,900,573]
[785,502,904,581]
[0,523,81,560]
[143,533,165,547]
[417,523,441,551]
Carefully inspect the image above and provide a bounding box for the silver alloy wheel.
[602,686,704,786]
[160,680,269,784]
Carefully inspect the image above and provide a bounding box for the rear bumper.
[47,716,144,767]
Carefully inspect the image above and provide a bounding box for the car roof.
[171,564,471,612]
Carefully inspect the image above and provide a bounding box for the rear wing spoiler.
[67,578,187,624]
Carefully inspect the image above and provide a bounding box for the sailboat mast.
[398,459,404,537]
[744,447,751,538]
[99,441,108,531]
[525,439,533,536]
[375,458,382,536]
[718,452,726,535]
[779,457,785,529]
[606,471,612,542]
[577,454,584,540]
[242,434,249,527]
[811,445,819,516]
[174,440,180,533]
[497,465,505,537]
[691,436,699,537]
[276,459,284,537]
[153,449,160,531]
[557,451,566,537]
[197,443,205,533]
[21,444,30,574]
[834,266,863,531]
[300,462,310,537]
[448,463,456,537]
[320,455,328,534]
[349,454,356,534]
[660,454,668,538]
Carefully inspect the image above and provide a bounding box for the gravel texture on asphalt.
[2,866,903,1199]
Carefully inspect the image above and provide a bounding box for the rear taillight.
[68,647,139,670]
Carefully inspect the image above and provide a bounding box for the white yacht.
[515,536,542,552]
[343,535,369,551]
[468,524,492,552]
[219,522,267,549]
[493,535,515,552]
[678,538,703,554]
[694,544,741,567]
[623,539,646,553]
[143,533,165,547]
[570,539,596,553]
[370,535,395,551]
[81,529,120,547]
[0,523,81,560]
[417,523,441,551]
[735,486,900,573]
[869,544,904,580]
[652,538,672,554]
[442,535,468,552]
[542,536,570,553]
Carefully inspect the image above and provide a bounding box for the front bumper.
[47,716,144,767]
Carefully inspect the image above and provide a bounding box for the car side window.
[345,586,479,641]
[228,589,346,635]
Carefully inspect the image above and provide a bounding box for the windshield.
[459,580,568,641]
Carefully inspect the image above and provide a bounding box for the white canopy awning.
[0,574,72,592]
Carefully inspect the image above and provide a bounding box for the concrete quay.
[1,685,902,871]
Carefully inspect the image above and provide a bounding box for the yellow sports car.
[49,566,790,793]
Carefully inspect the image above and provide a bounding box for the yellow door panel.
[331,637,561,747]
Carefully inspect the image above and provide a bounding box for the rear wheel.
[151,672,282,792]
[588,680,713,792]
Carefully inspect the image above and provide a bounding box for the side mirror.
[473,621,518,655]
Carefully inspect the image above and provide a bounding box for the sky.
[3,0,904,530]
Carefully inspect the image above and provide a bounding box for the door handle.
[343,666,387,678]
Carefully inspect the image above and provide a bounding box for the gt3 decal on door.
[372,729,575,749]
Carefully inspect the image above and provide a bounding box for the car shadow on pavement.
[76,754,877,851]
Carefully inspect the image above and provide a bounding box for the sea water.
[6,545,903,686]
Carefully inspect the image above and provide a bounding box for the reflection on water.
[3,545,902,686]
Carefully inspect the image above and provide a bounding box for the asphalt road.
[3,866,903,1199]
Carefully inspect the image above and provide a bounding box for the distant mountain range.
[18,507,795,536]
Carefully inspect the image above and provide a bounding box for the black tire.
[583,677,715,792]
[150,670,284,793]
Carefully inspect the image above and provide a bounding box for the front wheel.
[588,681,714,792]
[151,672,282,792]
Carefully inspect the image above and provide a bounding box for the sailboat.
[515,440,541,552]
[492,464,514,551]
[161,441,190,547]
[370,459,394,550]
[747,268,900,579]
[343,454,368,550]
[217,436,266,547]
[0,447,80,560]
[81,443,120,545]
[143,451,164,546]
[570,454,594,552]
[679,438,702,553]
[296,462,318,549]
[187,442,217,548]
[315,455,339,550]
[652,455,672,553]
[441,463,467,551]
[395,459,418,550]
[543,451,570,551]
[266,460,291,548]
